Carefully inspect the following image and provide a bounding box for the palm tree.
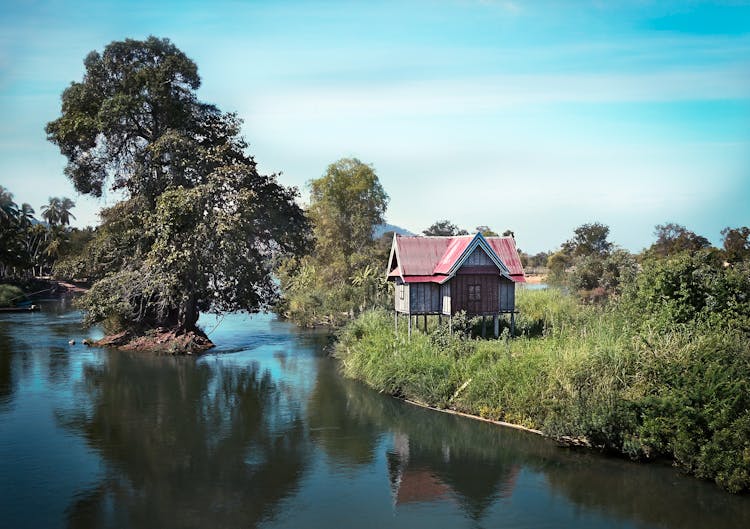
[0,185,19,223]
[59,197,76,226]
[41,196,75,226]
[18,203,35,227]
[41,197,61,225]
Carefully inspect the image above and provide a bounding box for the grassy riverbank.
[335,285,750,493]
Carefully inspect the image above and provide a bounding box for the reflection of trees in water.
[308,362,527,521]
[307,361,382,467]
[0,327,16,412]
[312,361,750,528]
[0,300,82,410]
[540,451,750,529]
[57,352,309,529]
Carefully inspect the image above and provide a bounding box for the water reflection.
[309,364,750,529]
[307,360,381,467]
[57,352,309,529]
[0,327,16,412]
[2,306,749,529]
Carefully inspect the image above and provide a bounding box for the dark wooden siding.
[408,283,441,313]
[499,278,515,312]
[464,246,495,266]
[450,274,499,315]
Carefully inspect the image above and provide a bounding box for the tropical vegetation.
[0,184,86,282]
[276,158,390,327]
[335,224,750,493]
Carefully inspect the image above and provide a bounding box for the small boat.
[0,305,40,313]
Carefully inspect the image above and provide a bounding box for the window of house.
[468,284,481,301]
[399,285,404,300]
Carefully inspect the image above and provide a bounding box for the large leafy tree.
[549,222,636,300]
[46,37,307,337]
[721,226,750,263]
[562,222,613,257]
[422,220,468,236]
[646,223,711,258]
[278,158,389,326]
[307,158,388,277]
[475,225,499,237]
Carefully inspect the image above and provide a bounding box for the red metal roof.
[390,234,526,283]
[487,238,526,282]
[396,236,453,276]
[402,275,448,283]
[433,238,471,275]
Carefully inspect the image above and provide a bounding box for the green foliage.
[46,37,307,332]
[41,197,76,226]
[475,225,498,237]
[722,226,750,263]
[422,220,468,236]
[308,158,388,275]
[646,223,711,258]
[46,36,209,199]
[277,158,389,327]
[622,250,749,333]
[0,184,83,279]
[548,223,636,302]
[0,284,25,307]
[336,309,460,407]
[568,249,638,301]
[562,222,613,257]
[336,272,750,493]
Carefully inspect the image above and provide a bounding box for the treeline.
[546,222,750,302]
[0,186,92,281]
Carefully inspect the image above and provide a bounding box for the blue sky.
[1,0,748,253]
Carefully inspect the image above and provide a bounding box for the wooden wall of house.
[408,282,442,314]
[499,278,515,312]
[394,281,410,313]
[464,246,495,266]
[450,274,499,315]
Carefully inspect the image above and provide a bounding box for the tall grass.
[335,288,750,493]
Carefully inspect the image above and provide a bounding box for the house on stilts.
[386,232,526,337]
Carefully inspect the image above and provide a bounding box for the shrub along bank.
[335,254,750,493]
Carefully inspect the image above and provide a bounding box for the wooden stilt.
[423,314,427,333]
[494,314,499,338]
[438,314,442,326]
[408,313,412,340]
[449,314,453,335]
[511,312,516,338]
[481,315,486,338]
[395,311,398,333]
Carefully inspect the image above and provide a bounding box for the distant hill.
[373,223,415,239]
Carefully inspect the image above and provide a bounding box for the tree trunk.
[178,293,199,332]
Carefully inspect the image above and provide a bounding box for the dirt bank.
[94,327,214,355]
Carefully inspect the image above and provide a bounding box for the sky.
[0,0,748,253]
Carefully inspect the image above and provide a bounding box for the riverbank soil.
[95,327,215,355]
[524,274,547,284]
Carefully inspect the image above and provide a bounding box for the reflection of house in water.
[387,432,520,520]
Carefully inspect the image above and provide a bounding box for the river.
[1,299,748,529]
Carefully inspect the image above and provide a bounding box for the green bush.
[0,284,25,307]
[335,266,750,493]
